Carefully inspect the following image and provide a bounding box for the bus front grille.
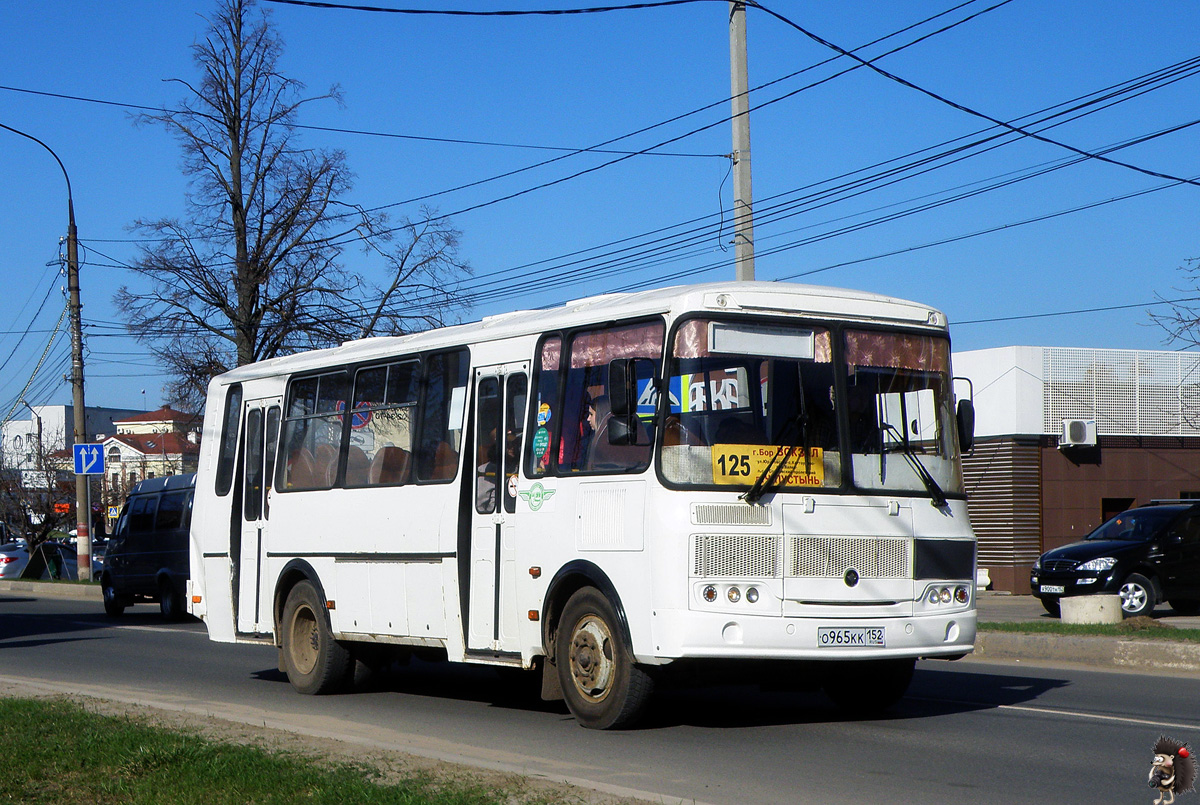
[788,536,910,579]
[693,534,778,578]
[692,534,912,580]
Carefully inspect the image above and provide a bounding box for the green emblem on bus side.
[518,482,556,511]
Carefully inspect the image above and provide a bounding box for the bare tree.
[1151,258,1200,348]
[117,0,470,409]
[0,426,80,578]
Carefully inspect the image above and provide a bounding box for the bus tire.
[823,657,915,714]
[555,587,653,729]
[281,580,352,695]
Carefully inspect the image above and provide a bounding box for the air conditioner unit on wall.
[1060,418,1097,447]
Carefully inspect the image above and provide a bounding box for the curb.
[975,631,1200,674]
[0,580,102,601]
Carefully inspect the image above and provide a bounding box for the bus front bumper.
[644,607,976,662]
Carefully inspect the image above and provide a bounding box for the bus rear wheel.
[555,587,653,729]
[281,580,352,695]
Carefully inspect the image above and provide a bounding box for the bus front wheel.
[281,581,352,695]
[555,587,653,729]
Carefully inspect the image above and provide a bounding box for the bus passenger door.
[467,364,528,654]
[236,397,281,635]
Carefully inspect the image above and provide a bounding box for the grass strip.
[979,619,1200,643]
[0,697,567,805]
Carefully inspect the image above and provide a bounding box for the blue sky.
[1,0,1198,416]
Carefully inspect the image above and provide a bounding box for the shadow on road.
[0,601,201,651]
[0,611,112,648]
[246,653,1069,730]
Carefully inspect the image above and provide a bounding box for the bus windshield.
[844,329,961,497]
[660,320,962,497]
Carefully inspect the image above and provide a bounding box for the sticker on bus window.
[532,427,550,456]
[711,444,824,487]
[537,403,552,426]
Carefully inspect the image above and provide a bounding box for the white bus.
[188,282,977,729]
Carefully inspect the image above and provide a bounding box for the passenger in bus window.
[476,435,498,513]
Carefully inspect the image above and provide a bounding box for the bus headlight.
[928,588,940,604]
[939,587,952,604]
[746,587,759,604]
[954,586,969,604]
[727,586,741,603]
[703,585,717,603]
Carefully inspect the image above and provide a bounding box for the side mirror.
[956,399,975,454]
[608,359,634,420]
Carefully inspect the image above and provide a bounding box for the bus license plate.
[818,627,885,648]
[1040,584,1065,594]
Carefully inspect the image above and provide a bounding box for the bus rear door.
[235,397,281,635]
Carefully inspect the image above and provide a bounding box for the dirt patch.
[0,682,654,805]
[1116,616,1174,632]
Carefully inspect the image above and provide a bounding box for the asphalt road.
[1,593,1197,805]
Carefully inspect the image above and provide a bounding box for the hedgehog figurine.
[1150,735,1196,805]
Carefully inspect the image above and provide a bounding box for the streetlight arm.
[1,121,91,581]
[0,122,73,203]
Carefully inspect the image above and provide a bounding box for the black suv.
[1031,502,1200,618]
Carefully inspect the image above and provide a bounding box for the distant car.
[0,541,30,578]
[1031,502,1200,618]
[0,540,99,580]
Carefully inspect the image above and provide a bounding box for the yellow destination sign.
[711,444,824,487]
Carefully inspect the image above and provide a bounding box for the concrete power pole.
[729,1,756,281]
[67,200,92,581]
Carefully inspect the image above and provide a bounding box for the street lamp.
[1,122,92,581]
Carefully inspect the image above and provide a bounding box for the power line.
[263,0,713,15]
[0,83,720,160]
[749,2,1200,189]
[955,297,1200,326]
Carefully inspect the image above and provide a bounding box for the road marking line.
[66,620,207,635]
[997,703,1200,731]
[913,696,1200,731]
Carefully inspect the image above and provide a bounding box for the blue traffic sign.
[73,443,105,475]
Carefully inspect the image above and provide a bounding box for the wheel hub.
[568,616,614,699]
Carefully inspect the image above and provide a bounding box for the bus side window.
[416,349,469,482]
[214,383,242,496]
[526,335,561,477]
[280,372,348,491]
[352,360,419,487]
[561,320,663,475]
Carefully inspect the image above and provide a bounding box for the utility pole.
[729,0,756,281]
[66,198,92,581]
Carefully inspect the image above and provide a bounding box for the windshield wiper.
[742,381,811,504]
[880,422,947,508]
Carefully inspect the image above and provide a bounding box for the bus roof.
[212,281,947,384]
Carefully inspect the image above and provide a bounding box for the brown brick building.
[954,346,1200,593]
